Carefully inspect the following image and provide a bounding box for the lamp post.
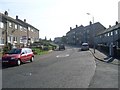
[87,13,95,53]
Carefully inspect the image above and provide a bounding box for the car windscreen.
[7,49,21,54]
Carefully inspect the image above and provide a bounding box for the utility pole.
[4,11,8,46]
[5,20,8,46]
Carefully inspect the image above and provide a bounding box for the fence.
[96,45,120,59]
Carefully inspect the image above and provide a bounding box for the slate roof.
[96,23,120,36]
[0,12,39,31]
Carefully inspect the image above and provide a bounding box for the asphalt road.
[2,47,96,88]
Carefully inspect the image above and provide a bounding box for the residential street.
[0,0,120,89]
[2,47,96,88]
[2,46,119,88]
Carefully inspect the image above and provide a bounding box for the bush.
[3,45,9,54]
[3,43,13,54]
[43,46,49,51]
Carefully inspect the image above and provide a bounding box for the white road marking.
[66,54,69,57]
[56,54,70,58]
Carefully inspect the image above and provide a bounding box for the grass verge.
[31,47,50,55]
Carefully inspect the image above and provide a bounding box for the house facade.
[95,22,120,48]
[54,37,62,44]
[0,11,39,47]
[66,25,84,45]
[66,22,105,47]
[82,22,105,47]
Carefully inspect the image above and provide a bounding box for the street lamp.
[87,13,95,53]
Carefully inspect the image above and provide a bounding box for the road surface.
[2,47,96,88]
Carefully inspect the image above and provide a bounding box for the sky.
[0,0,119,40]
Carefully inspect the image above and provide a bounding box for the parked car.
[59,44,65,50]
[2,48,34,66]
[81,43,89,51]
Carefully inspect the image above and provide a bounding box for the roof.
[84,22,105,30]
[66,22,105,35]
[17,19,39,31]
[0,13,25,26]
[96,23,120,36]
[0,12,39,31]
[66,25,84,34]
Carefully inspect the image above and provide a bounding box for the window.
[26,48,32,53]
[111,32,113,36]
[0,22,4,28]
[13,37,17,41]
[21,49,26,54]
[115,30,118,34]
[15,24,18,29]
[8,36,11,43]
[87,30,89,33]
[107,33,110,36]
[105,34,107,37]
[24,27,27,32]
[20,26,22,31]
[9,22,12,28]
[31,29,33,32]
[2,39,4,44]
[28,27,30,31]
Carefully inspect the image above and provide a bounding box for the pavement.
[90,48,120,65]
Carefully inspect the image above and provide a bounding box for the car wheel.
[17,59,21,66]
[30,57,34,62]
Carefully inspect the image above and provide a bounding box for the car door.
[21,49,27,62]
[25,48,31,61]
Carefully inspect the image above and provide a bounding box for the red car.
[2,48,34,66]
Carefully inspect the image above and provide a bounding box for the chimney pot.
[4,11,8,16]
[109,25,111,28]
[76,25,78,28]
[24,19,26,23]
[116,21,118,25]
[90,21,92,25]
[16,15,18,19]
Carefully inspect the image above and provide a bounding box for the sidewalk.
[90,48,120,65]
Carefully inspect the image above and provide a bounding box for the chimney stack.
[4,11,8,16]
[70,27,72,30]
[90,21,92,25]
[116,21,118,25]
[16,15,18,19]
[109,25,111,28]
[76,25,78,28]
[24,19,26,23]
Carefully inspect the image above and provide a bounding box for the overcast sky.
[0,0,119,40]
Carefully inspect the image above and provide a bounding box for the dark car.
[59,44,65,50]
[2,48,34,66]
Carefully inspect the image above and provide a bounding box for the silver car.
[81,43,89,51]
